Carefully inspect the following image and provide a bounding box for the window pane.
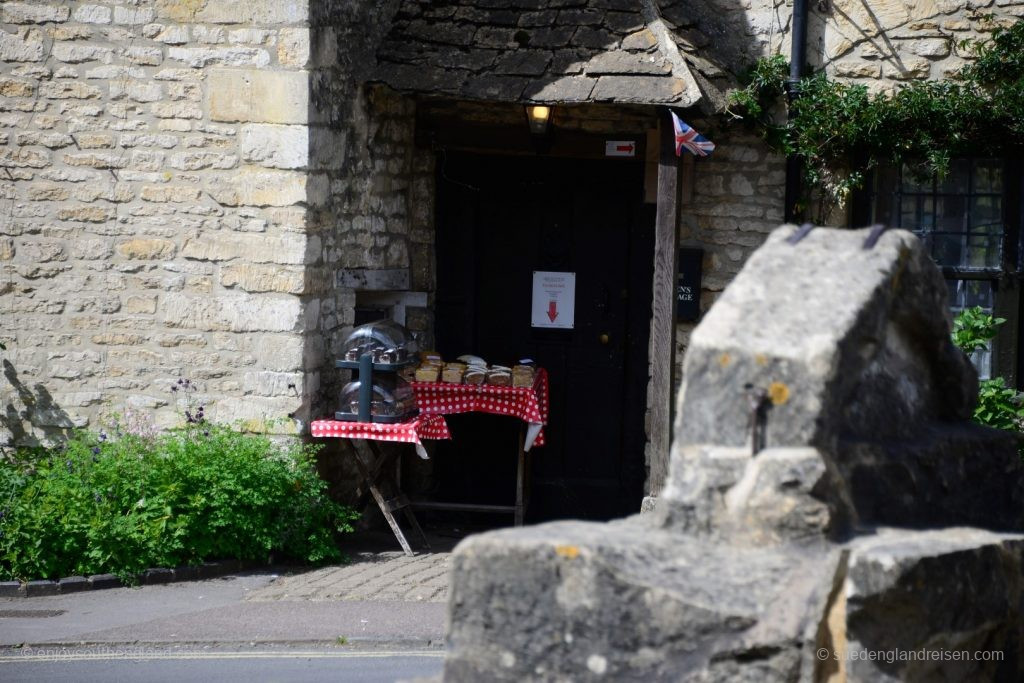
[901,166,931,193]
[948,279,994,310]
[901,194,933,231]
[970,195,1002,229]
[965,233,1001,269]
[973,159,1003,194]
[948,279,994,379]
[932,233,964,267]
[937,158,970,194]
[873,166,899,227]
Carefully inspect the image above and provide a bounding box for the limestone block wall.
[0,1,328,444]
[674,130,785,390]
[807,0,1024,89]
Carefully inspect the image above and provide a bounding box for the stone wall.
[809,0,1024,89]
[0,0,406,445]
[674,129,785,389]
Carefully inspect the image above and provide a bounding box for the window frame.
[853,157,1023,386]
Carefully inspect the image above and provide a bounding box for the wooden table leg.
[352,440,415,557]
[515,427,526,527]
[396,450,431,550]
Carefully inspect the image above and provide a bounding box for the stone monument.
[440,225,1024,682]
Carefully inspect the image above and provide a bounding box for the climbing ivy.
[728,20,1024,219]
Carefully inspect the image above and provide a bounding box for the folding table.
[410,368,549,526]
[310,414,450,557]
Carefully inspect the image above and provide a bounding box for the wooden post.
[647,110,682,497]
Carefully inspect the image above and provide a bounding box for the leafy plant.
[0,419,358,581]
[950,307,1024,438]
[952,305,1005,354]
[728,21,1024,220]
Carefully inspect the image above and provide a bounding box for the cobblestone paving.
[247,548,452,603]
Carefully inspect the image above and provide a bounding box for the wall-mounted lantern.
[525,105,551,136]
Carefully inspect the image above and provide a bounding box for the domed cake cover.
[338,375,416,420]
[340,319,418,365]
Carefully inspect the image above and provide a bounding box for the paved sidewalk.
[249,551,450,603]
[0,529,463,649]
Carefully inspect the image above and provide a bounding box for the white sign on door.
[531,271,575,329]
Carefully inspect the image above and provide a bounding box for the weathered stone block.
[122,46,164,66]
[220,263,307,293]
[843,528,1024,682]
[0,77,35,98]
[20,240,66,262]
[240,124,309,169]
[64,152,126,169]
[52,42,114,64]
[278,28,311,67]
[337,268,410,291]
[73,5,112,24]
[181,232,317,265]
[206,168,315,207]
[0,29,45,62]
[585,51,672,75]
[591,75,692,104]
[191,0,310,25]
[57,206,114,223]
[124,295,158,314]
[25,580,60,597]
[167,46,270,68]
[113,6,155,25]
[160,292,307,333]
[144,23,190,44]
[208,70,309,124]
[2,3,71,23]
[115,238,177,260]
[58,576,90,594]
[140,185,202,203]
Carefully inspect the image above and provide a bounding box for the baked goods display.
[335,320,419,423]
[338,377,416,419]
[512,364,536,388]
[411,354,538,387]
[442,362,467,384]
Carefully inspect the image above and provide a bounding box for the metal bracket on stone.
[785,223,815,245]
[744,384,771,456]
[862,224,889,249]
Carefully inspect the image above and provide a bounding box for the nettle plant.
[728,20,1024,220]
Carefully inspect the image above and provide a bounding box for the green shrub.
[0,423,357,581]
[951,307,1024,437]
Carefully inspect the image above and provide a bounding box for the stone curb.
[0,559,259,599]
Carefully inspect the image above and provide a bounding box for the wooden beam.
[647,110,681,497]
[415,118,647,161]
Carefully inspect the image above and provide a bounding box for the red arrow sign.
[615,144,634,153]
[547,301,558,322]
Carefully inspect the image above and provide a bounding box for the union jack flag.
[671,112,715,157]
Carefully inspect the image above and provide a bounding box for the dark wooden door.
[434,152,654,521]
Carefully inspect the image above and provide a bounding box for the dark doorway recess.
[433,151,655,521]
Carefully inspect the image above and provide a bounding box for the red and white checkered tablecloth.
[411,368,549,449]
[310,414,450,459]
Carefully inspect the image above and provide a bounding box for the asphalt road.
[0,646,444,682]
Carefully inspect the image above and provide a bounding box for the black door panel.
[434,152,653,521]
